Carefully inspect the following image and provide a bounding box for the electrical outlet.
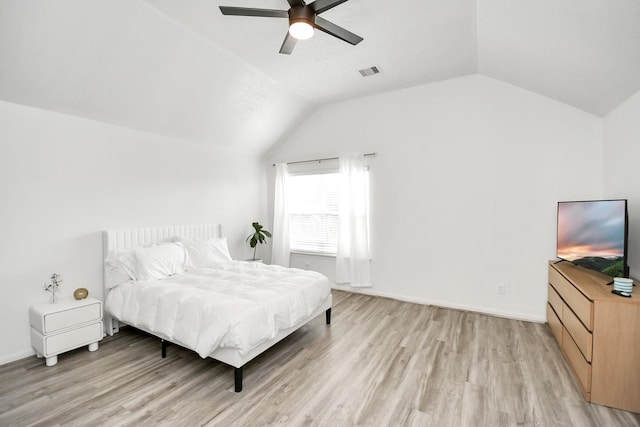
[496,284,506,295]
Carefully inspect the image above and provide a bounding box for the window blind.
[288,172,339,254]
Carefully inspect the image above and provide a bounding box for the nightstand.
[29,297,103,366]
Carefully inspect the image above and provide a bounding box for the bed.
[102,224,332,392]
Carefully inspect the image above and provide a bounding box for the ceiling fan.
[219,0,363,54]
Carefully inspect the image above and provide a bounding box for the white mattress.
[105,261,331,358]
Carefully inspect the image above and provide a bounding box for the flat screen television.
[556,199,629,278]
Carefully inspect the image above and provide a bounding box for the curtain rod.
[273,152,377,167]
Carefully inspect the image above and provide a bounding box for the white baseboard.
[331,284,546,323]
[0,348,36,366]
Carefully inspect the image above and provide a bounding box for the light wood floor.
[2,290,639,426]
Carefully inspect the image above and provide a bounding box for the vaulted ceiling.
[1,0,639,154]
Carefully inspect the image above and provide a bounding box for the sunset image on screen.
[557,200,626,262]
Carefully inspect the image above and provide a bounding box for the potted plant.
[246,222,271,261]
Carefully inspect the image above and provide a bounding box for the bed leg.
[234,367,243,393]
[105,316,113,337]
[326,308,332,325]
[105,316,119,336]
[161,339,168,358]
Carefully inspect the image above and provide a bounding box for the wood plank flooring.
[2,290,639,426]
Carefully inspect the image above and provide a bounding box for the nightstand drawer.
[31,322,102,357]
[30,298,102,334]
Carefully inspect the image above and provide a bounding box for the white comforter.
[105,261,331,358]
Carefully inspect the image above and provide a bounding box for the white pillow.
[183,237,232,269]
[132,242,186,281]
[104,250,137,289]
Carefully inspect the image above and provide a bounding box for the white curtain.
[336,155,372,287]
[271,163,290,267]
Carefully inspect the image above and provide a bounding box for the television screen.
[557,199,628,277]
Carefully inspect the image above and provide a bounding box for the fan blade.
[279,32,297,54]
[314,16,363,45]
[219,6,288,18]
[287,0,307,7]
[310,0,349,14]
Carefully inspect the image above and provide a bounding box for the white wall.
[268,74,603,321]
[0,0,311,155]
[0,100,269,364]
[604,89,640,279]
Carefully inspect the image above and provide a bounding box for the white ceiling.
[0,0,639,153]
[144,0,478,106]
[478,0,640,116]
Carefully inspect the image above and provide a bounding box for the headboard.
[102,224,222,335]
[103,224,222,254]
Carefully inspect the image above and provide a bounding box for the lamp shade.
[288,6,315,40]
[289,21,314,40]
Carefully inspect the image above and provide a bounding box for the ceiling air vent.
[359,66,381,77]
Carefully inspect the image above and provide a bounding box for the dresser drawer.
[548,284,563,318]
[562,326,591,398]
[547,303,562,345]
[562,302,593,362]
[30,298,102,334]
[31,322,102,357]
[549,267,593,330]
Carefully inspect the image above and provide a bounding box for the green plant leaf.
[247,222,270,251]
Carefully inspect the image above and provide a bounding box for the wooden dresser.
[547,261,640,413]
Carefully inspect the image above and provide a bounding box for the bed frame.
[102,224,332,392]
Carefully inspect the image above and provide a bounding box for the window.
[276,156,371,262]
[288,172,339,254]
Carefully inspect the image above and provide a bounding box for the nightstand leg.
[45,355,58,366]
[88,342,99,352]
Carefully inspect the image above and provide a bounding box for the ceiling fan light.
[289,21,314,40]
